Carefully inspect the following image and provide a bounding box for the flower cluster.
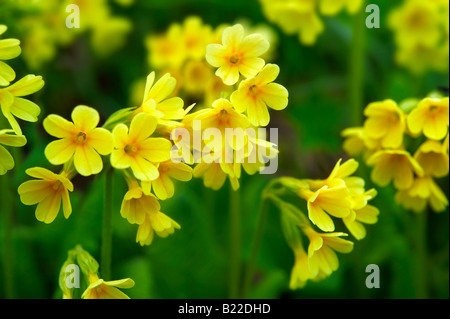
[342,95,449,213]
[59,245,134,299]
[0,24,44,175]
[265,158,378,289]
[388,0,449,74]
[258,0,363,45]
[9,0,132,69]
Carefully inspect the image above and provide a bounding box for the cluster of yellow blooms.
[17,22,289,248]
[59,245,134,299]
[0,24,44,175]
[258,0,363,45]
[265,157,378,289]
[342,95,449,213]
[9,0,132,69]
[388,0,449,74]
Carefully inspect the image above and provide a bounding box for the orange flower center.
[429,105,439,114]
[51,180,64,192]
[229,54,240,64]
[124,144,139,155]
[75,132,87,144]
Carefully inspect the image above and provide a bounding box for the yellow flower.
[363,99,406,149]
[289,245,314,290]
[193,162,240,191]
[0,75,44,135]
[230,63,288,126]
[414,140,449,178]
[395,176,448,213]
[146,23,186,70]
[206,24,269,85]
[407,97,449,140]
[136,211,181,246]
[137,72,186,121]
[341,127,380,157]
[319,0,363,15]
[367,149,424,190]
[0,129,27,175]
[182,16,213,60]
[43,105,113,176]
[343,190,380,240]
[0,25,21,86]
[18,167,73,224]
[141,160,193,200]
[298,185,352,232]
[90,17,132,57]
[111,112,172,181]
[120,178,160,225]
[182,60,214,96]
[303,227,354,277]
[82,274,134,299]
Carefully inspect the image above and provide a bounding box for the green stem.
[349,0,367,127]
[241,194,269,298]
[1,174,14,299]
[229,185,240,299]
[415,210,428,299]
[101,168,114,281]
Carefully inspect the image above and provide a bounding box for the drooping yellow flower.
[206,24,270,85]
[395,176,449,213]
[289,245,314,290]
[303,226,354,277]
[0,74,44,135]
[414,140,449,178]
[111,112,172,181]
[230,63,288,126]
[136,211,181,246]
[136,72,186,122]
[367,149,424,190]
[43,105,113,176]
[407,97,449,140]
[298,185,353,232]
[0,25,22,86]
[341,127,380,157]
[193,162,240,191]
[141,160,193,200]
[120,178,160,225]
[0,129,27,175]
[363,99,406,149]
[18,167,74,224]
[82,274,135,299]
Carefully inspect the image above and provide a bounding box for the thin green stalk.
[349,0,367,127]
[229,185,241,299]
[415,210,428,299]
[1,174,14,299]
[101,168,114,281]
[241,195,269,298]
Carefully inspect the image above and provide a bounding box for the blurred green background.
[0,0,448,299]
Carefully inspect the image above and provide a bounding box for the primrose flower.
[407,97,449,140]
[363,99,406,149]
[18,167,74,224]
[206,24,270,86]
[230,63,288,126]
[193,162,240,191]
[319,0,363,16]
[298,185,353,232]
[341,127,380,157]
[289,245,314,290]
[43,105,113,176]
[303,227,354,277]
[367,149,424,190]
[111,112,172,181]
[120,178,161,225]
[182,60,214,96]
[141,160,193,200]
[182,16,213,61]
[0,25,22,86]
[136,211,181,246]
[82,274,135,299]
[0,129,27,175]
[413,140,449,178]
[0,75,44,135]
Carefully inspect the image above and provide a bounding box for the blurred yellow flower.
[136,210,181,246]
[289,245,313,289]
[231,63,288,126]
[0,25,21,86]
[82,274,134,299]
[414,140,449,178]
[182,60,214,96]
[0,129,27,175]
[407,97,449,140]
[120,178,160,225]
[206,24,269,85]
[43,105,113,176]
[0,74,44,135]
[111,113,171,181]
[146,24,186,70]
[18,167,73,224]
[363,99,406,149]
[367,149,424,190]
[182,16,213,61]
[319,0,362,15]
